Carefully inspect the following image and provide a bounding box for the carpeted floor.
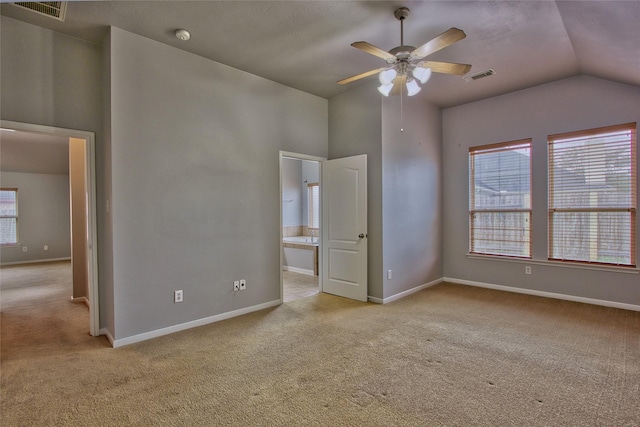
[0,261,93,361]
[1,262,639,426]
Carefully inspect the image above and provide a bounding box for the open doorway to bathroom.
[280,152,323,302]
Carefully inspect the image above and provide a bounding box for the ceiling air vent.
[463,69,495,82]
[12,2,67,21]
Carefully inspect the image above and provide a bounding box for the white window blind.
[548,123,636,267]
[307,183,319,229]
[469,139,532,258]
[0,189,18,245]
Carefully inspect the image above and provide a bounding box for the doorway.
[279,151,324,302]
[0,120,99,336]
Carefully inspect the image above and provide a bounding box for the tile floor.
[283,270,319,302]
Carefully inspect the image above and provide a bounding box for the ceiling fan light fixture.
[406,78,421,96]
[413,66,432,84]
[379,68,397,85]
[378,83,394,97]
[338,6,470,111]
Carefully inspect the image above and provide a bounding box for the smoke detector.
[175,29,191,41]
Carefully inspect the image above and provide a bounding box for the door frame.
[1,120,100,336]
[279,151,326,302]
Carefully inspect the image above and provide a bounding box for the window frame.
[307,182,319,230]
[547,122,637,267]
[469,139,532,258]
[0,188,19,246]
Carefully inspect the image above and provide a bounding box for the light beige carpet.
[1,262,639,426]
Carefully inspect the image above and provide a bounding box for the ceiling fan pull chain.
[400,89,404,132]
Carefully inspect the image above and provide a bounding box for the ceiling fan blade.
[390,75,407,96]
[338,68,384,85]
[411,28,467,60]
[351,41,396,62]
[417,61,471,75]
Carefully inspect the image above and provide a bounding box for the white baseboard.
[283,266,315,276]
[100,328,115,346]
[444,277,640,312]
[71,296,89,307]
[368,278,444,304]
[110,299,282,348]
[1,257,71,267]
[102,278,638,348]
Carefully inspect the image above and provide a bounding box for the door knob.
[358,233,365,239]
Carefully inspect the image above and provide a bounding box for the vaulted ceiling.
[2,1,639,107]
[1,1,639,174]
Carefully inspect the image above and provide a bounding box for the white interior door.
[322,155,367,302]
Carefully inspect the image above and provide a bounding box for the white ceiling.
[0,130,69,175]
[1,1,639,174]
[2,1,639,106]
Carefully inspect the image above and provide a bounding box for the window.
[469,139,532,257]
[548,123,636,266]
[307,183,319,229]
[0,189,18,245]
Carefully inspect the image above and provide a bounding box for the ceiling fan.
[338,7,471,97]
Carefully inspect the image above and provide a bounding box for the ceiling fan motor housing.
[394,7,410,21]
[389,45,416,61]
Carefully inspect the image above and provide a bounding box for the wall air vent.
[12,2,67,21]
[463,69,495,82]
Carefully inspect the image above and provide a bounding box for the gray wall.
[328,84,384,299]
[0,17,102,133]
[328,84,443,301]
[101,29,115,336]
[382,96,443,299]
[108,27,328,339]
[0,172,70,264]
[281,158,302,227]
[443,75,640,306]
[0,16,108,322]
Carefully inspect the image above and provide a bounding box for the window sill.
[466,253,639,275]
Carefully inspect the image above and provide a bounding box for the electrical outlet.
[174,290,183,303]
[525,266,532,275]
[233,280,240,291]
[22,246,27,252]
[44,245,49,251]
[387,270,392,280]
[239,279,246,290]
